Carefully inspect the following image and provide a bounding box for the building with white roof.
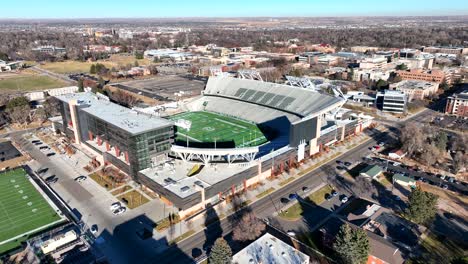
[232,233,310,264]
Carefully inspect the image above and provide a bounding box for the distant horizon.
[1,0,467,19]
[1,14,468,21]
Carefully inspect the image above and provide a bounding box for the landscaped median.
[168,230,196,245]
[256,187,275,199]
[278,184,334,221]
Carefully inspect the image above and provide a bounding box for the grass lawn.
[0,168,62,253]
[419,232,467,263]
[118,190,149,209]
[107,54,151,66]
[40,61,114,74]
[168,111,267,148]
[279,177,296,186]
[110,185,132,196]
[279,203,304,220]
[0,74,68,92]
[256,187,275,199]
[89,172,124,191]
[308,185,333,205]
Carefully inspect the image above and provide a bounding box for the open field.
[0,168,62,251]
[39,55,151,74]
[169,111,268,148]
[0,73,68,92]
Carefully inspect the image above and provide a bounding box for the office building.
[423,46,468,55]
[396,69,445,83]
[390,80,439,101]
[376,90,407,113]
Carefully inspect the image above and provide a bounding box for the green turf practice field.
[0,168,62,247]
[169,111,268,148]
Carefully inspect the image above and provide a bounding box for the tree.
[405,187,438,225]
[34,108,48,123]
[400,122,424,158]
[7,104,31,125]
[452,151,466,174]
[6,96,29,110]
[395,63,408,70]
[232,212,266,242]
[333,224,370,264]
[440,80,450,91]
[43,97,60,117]
[135,52,144,60]
[134,60,139,67]
[435,131,448,152]
[77,78,84,92]
[90,64,96,74]
[108,89,140,108]
[208,238,232,264]
[375,79,388,90]
[419,143,440,166]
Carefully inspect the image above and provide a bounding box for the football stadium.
[0,168,63,252]
[55,76,374,216]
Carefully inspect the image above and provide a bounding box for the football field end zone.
[0,168,67,247]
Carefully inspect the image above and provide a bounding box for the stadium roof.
[204,77,343,118]
[56,92,173,135]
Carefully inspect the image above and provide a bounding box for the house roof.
[360,165,383,178]
[393,173,415,183]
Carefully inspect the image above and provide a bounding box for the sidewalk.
[156,126,379,245]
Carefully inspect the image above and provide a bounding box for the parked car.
[45,177,58,184]
[109,202,121,211]
[31,140,40,143]
[90,225,98,235]
[280,198,290,204]
[340,196,349,203]
[447,177,455,183]
[373,145,381,150]
[74,176,87,182]
[113,207,126,215]
[288,193,298,200]
[325,193,332,201]
[331,190,339,197]
[39,146,49,150]
[287,231,296,237]
[442,184,449,190]
[378,142,385,147]
[344,162,352,167]
[46,152,56,157]
[302,186,311,193]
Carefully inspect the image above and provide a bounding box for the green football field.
[0,168,62,245]
[169,111,268,148]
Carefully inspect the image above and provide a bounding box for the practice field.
[169,111,268,148]
[0,168,62,245]
[0,74,68,93]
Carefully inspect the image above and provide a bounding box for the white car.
[109,202,121,211]
[287,231,296,237]
[378,142,385,147]
[341,196,349,203]
[113,207,126,215]
[74,176,87,182]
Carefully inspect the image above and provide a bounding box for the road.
[150,108,437,264]
[31,66,76,84]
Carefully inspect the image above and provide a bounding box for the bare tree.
[452,151,466,174]
[419,143,440,166]
[108,89,140,108]
[232,212,266,242]
[400,122,424,158]
[7,105,31,126]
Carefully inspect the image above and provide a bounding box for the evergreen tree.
[134,60,139,67]
[435,131,448,152]
[209,238,232,264]
[333,224,370,264]
[405,187,438,225]
[78,78,84,92]
[90,64,96,74]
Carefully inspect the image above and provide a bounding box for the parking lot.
[13,133,177,264]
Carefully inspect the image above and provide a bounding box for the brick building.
[445,90,468,117]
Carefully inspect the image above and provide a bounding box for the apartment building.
[445,90,468,117]
[396,69,445,83]
[390,80,439,101]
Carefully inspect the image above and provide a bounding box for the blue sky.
[1,0,467,18]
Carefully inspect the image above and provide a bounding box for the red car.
[373,145,381,150]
